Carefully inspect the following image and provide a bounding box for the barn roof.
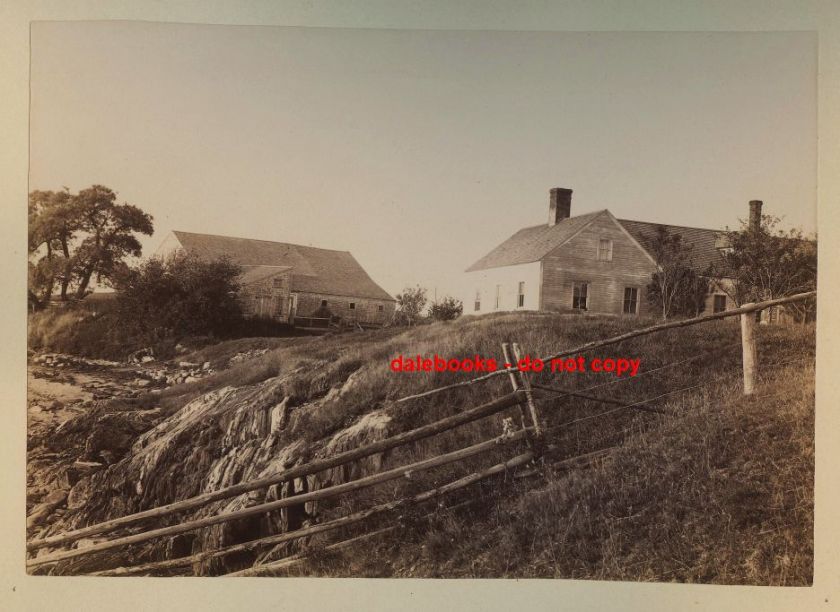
[239,265,293,286]
[465,210,725,272]
[171,231,394,301]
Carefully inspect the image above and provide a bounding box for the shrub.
[394,285,428,326]
[429,296,463,321]
[112,254,244,348]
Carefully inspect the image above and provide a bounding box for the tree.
[28,188,80,307]
[27,185,154,306]
[680,272,710,318]
[429,296,463,321]
[70,185,154,298]
[645,225,708,320]
[706,214,817,320]
[395,285,428,326]
[113,253,243,345]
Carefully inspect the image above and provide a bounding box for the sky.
[29,23,817,298]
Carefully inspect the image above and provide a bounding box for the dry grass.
[39,308,815,583]
[220,314,814,584]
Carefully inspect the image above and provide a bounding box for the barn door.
[289,294,298,323]
[255,295,272,318]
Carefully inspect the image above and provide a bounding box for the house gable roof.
[465,210,726,273]
[169,231,394,301]
[465,210,607,272]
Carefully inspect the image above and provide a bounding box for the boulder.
[83,410,160,463]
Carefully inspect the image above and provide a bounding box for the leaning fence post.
[502,343,530,433]
[740,303,758,395]
[511,343,544,443]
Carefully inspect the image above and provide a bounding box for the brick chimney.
[548,188,572,226]
[749,200,763,234]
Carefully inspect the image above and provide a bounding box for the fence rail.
[26,290,816,576]
[27,391,525,553]
[395,291,816,403]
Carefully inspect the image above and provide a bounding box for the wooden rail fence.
[26,290,816,576]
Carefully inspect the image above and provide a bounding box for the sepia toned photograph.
[25,22,817,583]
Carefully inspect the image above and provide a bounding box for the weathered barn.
[463,188,749,317]
[155,231,395,328]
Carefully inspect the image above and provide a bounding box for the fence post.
[502,343,531,433]
[511,343,544,443]
[740,303,758,395]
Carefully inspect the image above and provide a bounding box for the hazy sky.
[30,23,816,297]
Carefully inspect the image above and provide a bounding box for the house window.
[517,282,525,308]
[713,295,727,313]
[597,239,613,261]
[321,300,328,307]
[272,277,284,289]
[349,302,356,310]
[623,287,639,314]
[378,305,384,312]
[494,285,502,310]
[474,289,481,312]
[572,282,589,310]
[714,233,734,255]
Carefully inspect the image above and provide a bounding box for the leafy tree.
[28,189,79,306]
[27,185,154,306]
[645,226,707,319]
[680,272,710,318]
[395,285,428,326]
[70,185,154,298]
[429,296,463,321]
[706,214,817,321]
[112,254,243,345]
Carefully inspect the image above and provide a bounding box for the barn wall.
[461,261,542,315]
[541,214,657,316]
[294,291,395,325]
[152,232,184,260]
[239,271,292,320]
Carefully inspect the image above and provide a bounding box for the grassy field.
[36,311,815,583]
[337,352,814,584]
[206,314,811,585]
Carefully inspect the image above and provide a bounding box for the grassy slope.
[346,357,814,584]
[46,311,814,583]
[222,314,813,584]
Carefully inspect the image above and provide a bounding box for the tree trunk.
[75,269,94,299]
[59,237,71,301]
[39,269,55,307]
